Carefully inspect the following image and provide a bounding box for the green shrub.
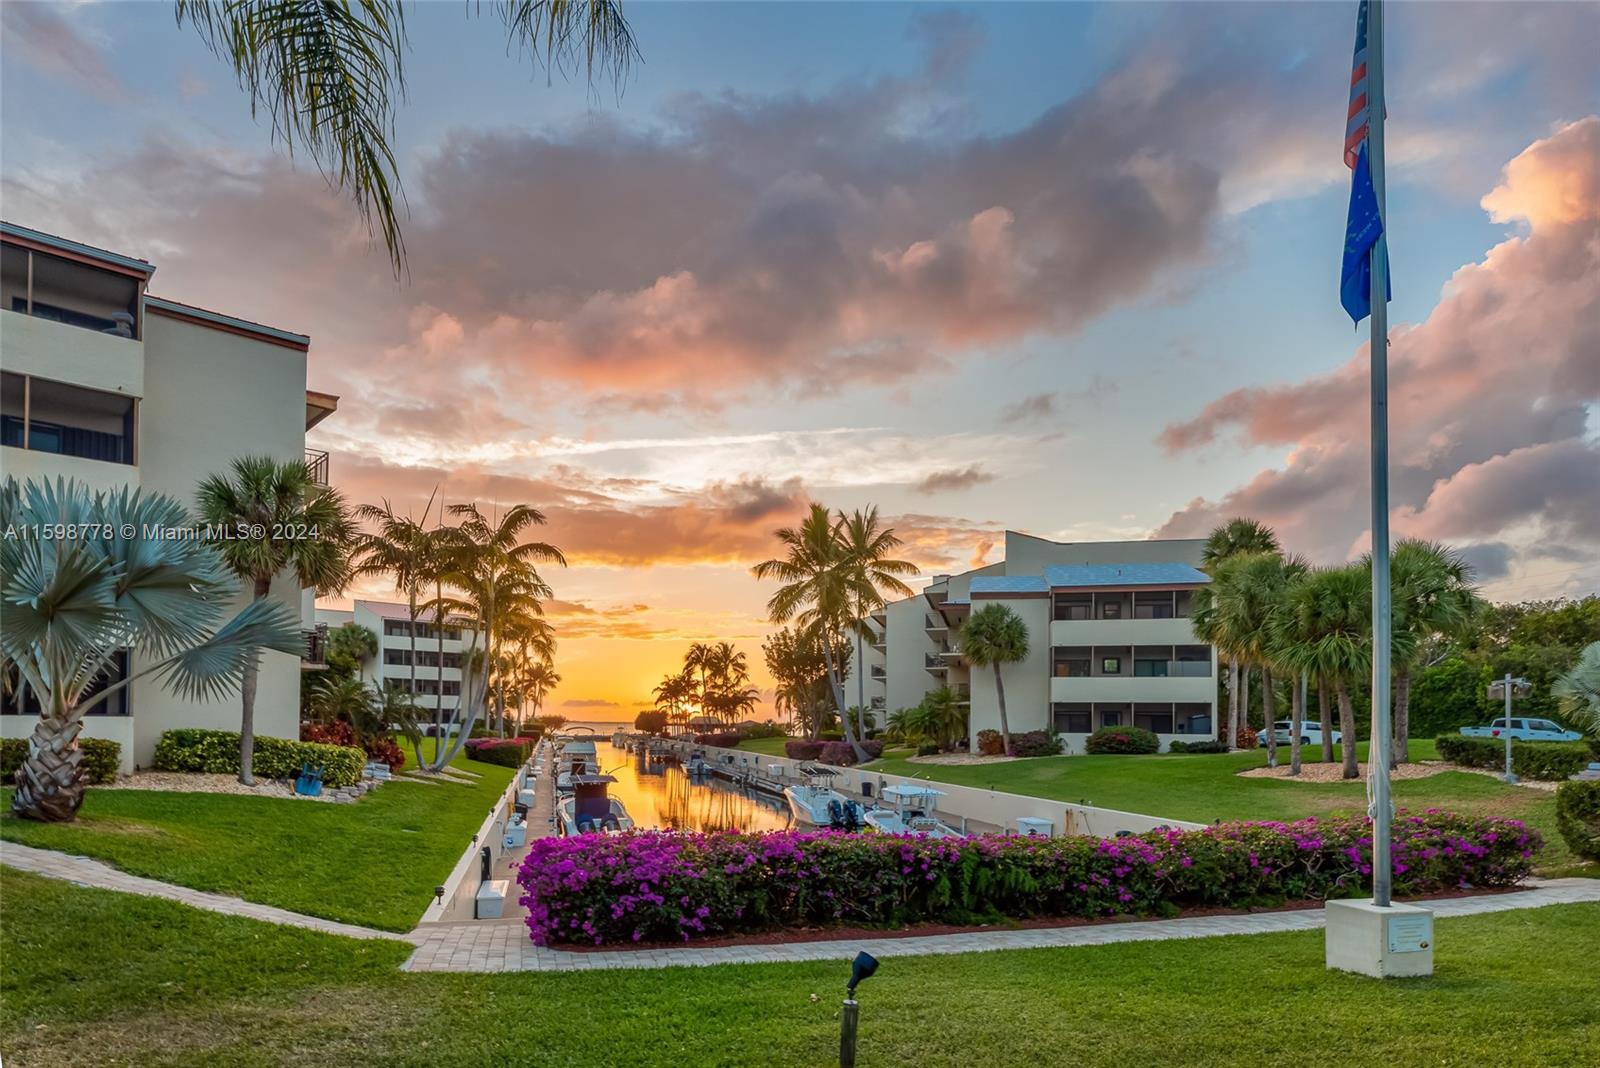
[818,730,843,741]
[1435,734,1591,781]
[1086,726,1160,755]
[1168,739,1229,754]
[915,743,940,756]
[1555,781,1600,862]
[464,737,533,767]
[1007,731,1060,757]
[1,737,121,785]
[151,729,365,787]
[976,729,1004,756]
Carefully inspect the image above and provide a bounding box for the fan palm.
[1197,518,1281,750]
[196,455,352,785]
[2,478,302,821]
[1553,641,1600,735]
[1223,551,1306,767]
[174,0,638,275]
[1382,539,1483,765]
[959,603,1030,756]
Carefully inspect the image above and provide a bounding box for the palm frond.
[153,597,303,704]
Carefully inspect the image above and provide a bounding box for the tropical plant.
[323,621,378,677]
[1,478,302,820]
[1553,641,1600,735]
[958,603,1030,756]
[763,625,843,739]
[1196,518,1281,751]
[196,455,352,785]
[837,507,918,730]
[1382,539,1484,765]
[174,0,638,275]
[634,709,669,736]
[1221,550,1307,770]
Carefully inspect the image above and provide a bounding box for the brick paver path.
[404,878,1600,973]
[1,841,413,942]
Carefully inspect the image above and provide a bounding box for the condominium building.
[313,600,484,721]
[0,221,337,772]
[859,531,1218,753]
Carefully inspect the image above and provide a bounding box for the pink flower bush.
[515,809,1540,946]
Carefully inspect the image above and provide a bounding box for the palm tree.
[653,672,694,729]
[196,456,352,785]
[2,478,302,821]
[1266,561,1320,777]
[838,507,919,733]
[1197,518,1281,750]
[352,493,438,733]
[443,502,564,740]
[753,505,863,759]
[1384,539,1483,765]
[763,626,836,739]
[1274,565,1376,779]
[1553,641,1600,735]
[174,0,638,275]
[959,603,1030,756]
[1224,551,1306,768]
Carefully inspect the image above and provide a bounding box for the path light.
[433,885,446,907]
[839,951,879,1068]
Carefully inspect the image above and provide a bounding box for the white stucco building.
[858,531,1219,753]
[313,600,483,723]
[1,221,337,772]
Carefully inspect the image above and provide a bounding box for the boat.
[783,766,864,830]
[863,785,961,838]
[556,774,635,835]
[685,749,712,778]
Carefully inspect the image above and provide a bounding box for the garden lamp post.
[839,951,879,1068]
[1486,675,1532,784]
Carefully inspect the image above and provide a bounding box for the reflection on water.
[594,742,791,833]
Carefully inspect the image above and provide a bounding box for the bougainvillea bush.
[517,809,1540,946]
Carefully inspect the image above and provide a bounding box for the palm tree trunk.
[1227,660,1240,750]
[238,575,274,786]
[408,589,419,738]
[1241,665,1251,737]
[434,579,445,744]
[1336,681,1359,779]
[993,662,1012,756]
[819,632,867,763]
[1261,667,1278,767]
[13,690,87,822]
[1318,679,1334,763]
[1394,664,1412,767]
[1288,674,1304,777]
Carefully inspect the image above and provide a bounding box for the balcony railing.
[924,613,947,631]
[924,653,948,671]
[301,625,328,669]
[870,667,886,680]
[1136,660,1213,678]
[305,448,330,486]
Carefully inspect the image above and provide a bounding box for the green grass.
[0,739,515,931]
[3,866,1596,1067]
[866,739,1591,876]
[734,736,792,757]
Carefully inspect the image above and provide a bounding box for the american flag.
[1344,0,1372,168]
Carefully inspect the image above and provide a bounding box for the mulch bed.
[550,884,1525,953]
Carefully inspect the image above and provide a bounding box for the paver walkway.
[1,841,413,942]
[404,878,1600,973]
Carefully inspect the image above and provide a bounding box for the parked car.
[1458,718,1583,743]
[1258,720,1342,747]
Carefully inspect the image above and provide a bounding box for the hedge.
[693,733,743,749]
[1555,781,1600,862]
[464,737,535,767]
[2,737,121,785]
[1086,726,1160,755]
[516,809,1541,946]
[818,739,884,766]
[1007,731,1061,757]
[1168,739,1229,754]
[152,729,365,787]
[1435,734,1592,781]
[784,739,824,761]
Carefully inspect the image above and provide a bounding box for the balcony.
[952,683,971,705]
[1050,673,1214,704]
[301,625,329,671]
[1049,616,1198,647]
[869,666,886,682]
[305,448,330,486]
[924,613,947,632]
[924,652,948,673]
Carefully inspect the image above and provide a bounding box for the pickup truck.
[1459,717,1583,743]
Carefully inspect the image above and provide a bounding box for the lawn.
[0,740,514,931]
[864,739,1590,876]
[2,866,1596,1067]
[734,735,791,757]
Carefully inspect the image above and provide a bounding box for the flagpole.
[1365,0,1394,909]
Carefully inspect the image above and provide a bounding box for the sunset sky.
[3,2,1596,721]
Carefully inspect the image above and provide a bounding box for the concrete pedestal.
[1324,899,1434,978]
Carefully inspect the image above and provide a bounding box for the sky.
[3,1,1597,722]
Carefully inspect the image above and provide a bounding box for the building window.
[384,648,410,666]
[1133,656,1169,677]
[3,651,130,716]
[1135,704,1175,734]
[2,243,142,340]
[1052,594,1091,621]
[383,619,410,637]
[442,680,461,697]
[1,371,136,465]
[1052,703,1092,733]
[1052,648,1091,677]
[1098,706,1125,728]
[1101,656,1122,675]
[1100,601,1122,620]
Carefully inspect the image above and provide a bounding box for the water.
[591,741,792,833]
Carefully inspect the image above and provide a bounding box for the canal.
[592,741,792,833]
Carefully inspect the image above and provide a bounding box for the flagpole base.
[1325,899,1434,978]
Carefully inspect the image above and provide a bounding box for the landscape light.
[839,952,880,1067]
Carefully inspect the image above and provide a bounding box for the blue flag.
[1341,141,1389,323]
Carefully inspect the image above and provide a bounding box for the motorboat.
[685,749,712,778]
[783,766,864,830]
[555,739,600,793]
[557,774,635,835]
[863,785,961,838]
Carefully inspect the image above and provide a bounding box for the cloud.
[913,466,995,494]
[1000,393,1056,422]
[561,698,619,708]
[0,3,125,101]
[1156,118,1600,576]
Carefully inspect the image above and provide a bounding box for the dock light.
[839,952,879,1068]
[433,885,446,906]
